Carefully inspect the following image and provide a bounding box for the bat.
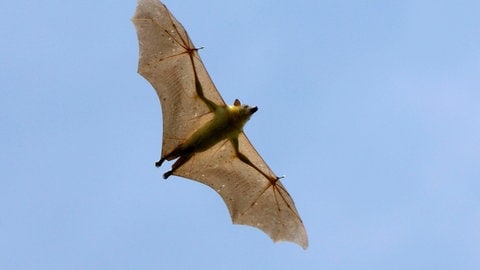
[132,0,308,249]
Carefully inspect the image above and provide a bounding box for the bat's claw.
[155,158,165,167]
[163,170,173,179]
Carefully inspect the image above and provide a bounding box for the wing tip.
[232,221,309,250]
[271,230,309,250]
[133,0,165,21]
[274,238,309,250]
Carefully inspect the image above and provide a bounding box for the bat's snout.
[250,106,258,114]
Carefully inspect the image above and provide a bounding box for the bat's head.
[228,99,258,127]
[232,98,257,114]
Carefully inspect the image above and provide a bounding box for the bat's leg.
[155,158,166,167]
[163,170,173,179]
[230,138,279,184]
[163,154,192,179]
[155,145,185,168]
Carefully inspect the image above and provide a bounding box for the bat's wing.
[175,132,308,249]
[132,0,226,156]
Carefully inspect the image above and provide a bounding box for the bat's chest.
[182,113,243,152]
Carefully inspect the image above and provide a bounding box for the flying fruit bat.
[132,0,308,249]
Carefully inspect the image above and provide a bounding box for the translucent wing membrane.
[176,133,308,248]
[133,0,225,156]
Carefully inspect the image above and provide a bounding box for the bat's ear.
[234,99,241,106]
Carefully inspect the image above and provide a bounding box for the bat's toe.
[155,158,165,167]
[163,170,173,179]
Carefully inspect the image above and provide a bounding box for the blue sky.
[2,0,480,269]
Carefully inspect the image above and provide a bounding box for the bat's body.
[157,99,259,179]
[133,0,308,249]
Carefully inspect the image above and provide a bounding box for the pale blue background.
[2,0,480,269]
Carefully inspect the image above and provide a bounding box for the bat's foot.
[155,158,165,167]
[163,170,173,179]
